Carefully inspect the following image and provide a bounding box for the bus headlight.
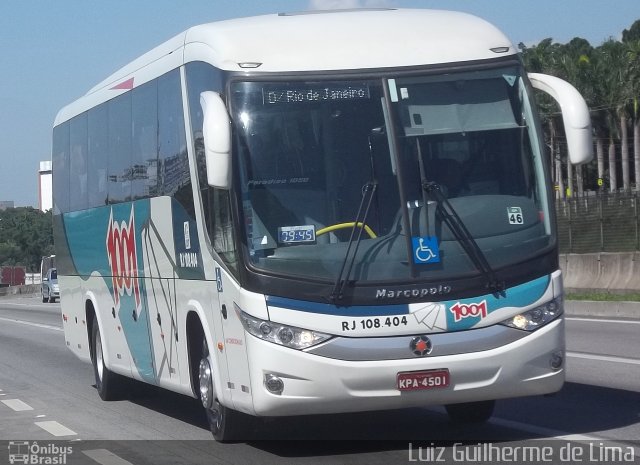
[237,309,332,350]
[499,297,563,331]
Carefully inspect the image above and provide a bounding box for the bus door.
[134,197,187,389]
[214,266,253,411]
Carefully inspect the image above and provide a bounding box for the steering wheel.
[316,222,377,239]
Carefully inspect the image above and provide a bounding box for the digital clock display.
[278,225,316,244]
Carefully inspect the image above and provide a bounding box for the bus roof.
[55,9,517,125]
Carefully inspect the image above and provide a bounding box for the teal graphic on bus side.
[64,200,156,383]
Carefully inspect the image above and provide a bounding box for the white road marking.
[491,416,604,441]
[35,420,77,436]
[567,351,640,366]
[566,317,640,325]
[0,316,62,332]
[490,417,640,457]
[1,302,40,307]
[83,449,135,465]
[428,407,640,456]
[1,399,34,411]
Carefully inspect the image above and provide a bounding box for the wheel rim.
[198,358,214,409]
[95,330,104,382]
[210,400,223,434]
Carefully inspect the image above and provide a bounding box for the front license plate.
[397,369,450,391]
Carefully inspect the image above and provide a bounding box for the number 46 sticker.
[507,206,524,225]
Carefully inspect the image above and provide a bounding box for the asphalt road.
[0,295,638,465]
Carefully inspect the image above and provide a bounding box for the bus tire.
[199,338,250,442]
[91,321,123,401]
[206,398,252,442]
[445,400,495,424]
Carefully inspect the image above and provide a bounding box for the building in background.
[0,201,14,210]
[38,161,52,212]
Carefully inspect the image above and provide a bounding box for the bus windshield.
[231,66,552,284]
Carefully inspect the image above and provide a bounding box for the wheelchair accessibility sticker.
[412,236,440,264]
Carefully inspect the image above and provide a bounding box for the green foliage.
[622,20,640,43]
[0,207,53,271]
[566,291,640,302]
[521,19,640,194]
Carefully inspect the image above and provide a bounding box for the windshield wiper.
[423,181,505,295]
[329,181,378,303]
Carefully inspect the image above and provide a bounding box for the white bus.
[53,8,592,441]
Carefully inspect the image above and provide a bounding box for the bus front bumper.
[244,318,565,417]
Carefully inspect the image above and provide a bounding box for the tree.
[624,39,640,190]
[521,19,640,196]
[520,39,566,197]
[595,39,627,192]
[622,20,640,43]
[556,38,596,195]
[0,208,53,271]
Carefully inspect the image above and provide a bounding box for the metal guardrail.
[556,192,640,254]
[0,284,39,297]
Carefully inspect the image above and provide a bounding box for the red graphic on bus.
[449,300,488,322]
[106,206,141,313]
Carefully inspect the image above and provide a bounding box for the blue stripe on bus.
[266,274,551,321]
[266,295,410,317]
[444,274,550,330]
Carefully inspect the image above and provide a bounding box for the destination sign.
[264,84,370,105]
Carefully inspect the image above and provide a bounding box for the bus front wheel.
[91,321,124,401]
[199,338,250,442]
[445,400,495,424]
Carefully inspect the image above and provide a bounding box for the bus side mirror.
[200,91,232,189]
[528,73,593,165]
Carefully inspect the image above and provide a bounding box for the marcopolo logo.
[106,206,142,314]
[449,300,488,322]
[8,441,72,464]
[375,285,451,300]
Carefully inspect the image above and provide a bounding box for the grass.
[565,291,640,302]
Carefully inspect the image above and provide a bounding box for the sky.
[1,0,639,208]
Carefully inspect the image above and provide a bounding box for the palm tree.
[520,22,640,195]
[596,40,627,192]
[556,39,596,196]
[624,39,640,190]
[520,39,567,197]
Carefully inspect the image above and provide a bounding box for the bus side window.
[52,122,70,214]
[69,113,88,211]
[132,80,158,201]
[88,106,108,207]
[185,62,236,271]
[158,69,194,220]
[107,93,132,204]
[211,189,237,272]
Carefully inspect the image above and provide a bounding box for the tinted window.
[52,123,70,213]
[88,106,108,207]
[69,113,88,211]
[58,69,195,214]
[185,62,223,190]
[185,62,228,259]
[132,80,158,200]
[108,93,132,203]
[158,70,189,193]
